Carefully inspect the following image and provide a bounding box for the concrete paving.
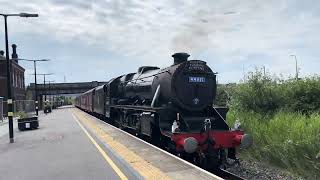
[0,117,17,137]
[0,107,138,180]
[0,118,8,126]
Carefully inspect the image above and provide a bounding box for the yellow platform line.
[72,113,128,180]
[72,109,170,180]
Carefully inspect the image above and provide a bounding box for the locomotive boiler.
[120,53,216,111]
[75,52,252,170]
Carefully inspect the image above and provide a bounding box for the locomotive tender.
[75,52,252,169]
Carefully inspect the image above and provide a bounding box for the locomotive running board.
[110,105,167,112]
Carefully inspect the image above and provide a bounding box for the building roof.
[0,45,25,72]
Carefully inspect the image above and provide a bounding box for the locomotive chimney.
[172,52,190,65]
[11,44,18,63]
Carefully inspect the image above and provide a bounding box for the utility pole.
[44,75,46,101]
[0,12,38,143]
[242,64,245,82]
[290,55,299,80]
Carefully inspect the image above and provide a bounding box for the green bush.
[215,83,236,106]
[231,70,282,114]
[218,70,320,179]
[227,69,320,114]
[282,77,320,114]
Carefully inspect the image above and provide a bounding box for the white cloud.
[0,0,319,83]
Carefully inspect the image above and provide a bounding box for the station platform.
[0,107,222,180]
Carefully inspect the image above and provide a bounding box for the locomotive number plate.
[189,77,206,83]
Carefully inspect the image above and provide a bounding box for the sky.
[0,0,319,85]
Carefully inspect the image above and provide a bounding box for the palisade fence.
[0,100,36,120]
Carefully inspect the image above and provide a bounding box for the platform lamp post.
[18,59,50,116]
[0,12,38,143]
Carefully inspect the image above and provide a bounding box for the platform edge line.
[71,113,128,180]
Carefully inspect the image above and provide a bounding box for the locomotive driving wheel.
[115,111,125,129]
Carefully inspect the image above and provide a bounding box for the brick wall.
[0,60,26,101]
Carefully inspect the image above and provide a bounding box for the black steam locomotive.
[75,52,252,169]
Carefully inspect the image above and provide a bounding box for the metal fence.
[1,100,36,119]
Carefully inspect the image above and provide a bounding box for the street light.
[0,13,39,18]
[0,12,38,143]
[19,13,39,18]
[290,55,299,80]
[18,58,50,116]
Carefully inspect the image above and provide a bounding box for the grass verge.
[227,110,320,179]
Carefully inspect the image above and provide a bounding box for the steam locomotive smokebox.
[18,116,39,131]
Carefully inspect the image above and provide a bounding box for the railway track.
[212,168,245,180]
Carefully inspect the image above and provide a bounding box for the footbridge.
[27,81,107,96]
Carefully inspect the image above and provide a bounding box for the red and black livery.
[75,53,252,169]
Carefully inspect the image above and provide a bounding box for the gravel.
[226,159,304,180]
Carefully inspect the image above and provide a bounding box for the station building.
[0,44,26,115]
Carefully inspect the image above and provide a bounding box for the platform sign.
[25,123,30,129]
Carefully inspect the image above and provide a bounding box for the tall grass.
[227,111,320,179]
[217,70,320,179]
